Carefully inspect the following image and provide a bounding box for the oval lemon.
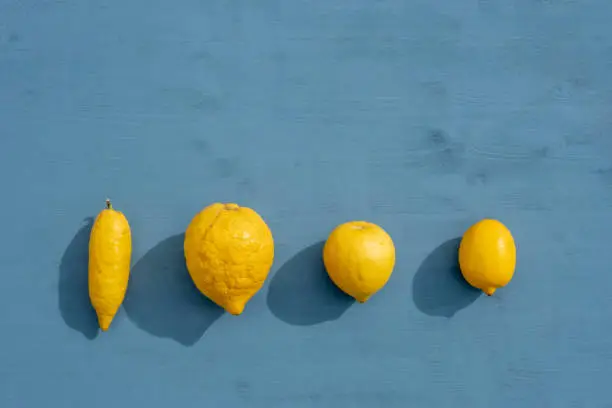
[89,199,132,331]
[184,203,274,315]
[458,219,516,296]
[323,221,395,303]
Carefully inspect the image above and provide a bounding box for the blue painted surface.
[1,1,612,406]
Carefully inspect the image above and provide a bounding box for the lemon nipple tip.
[98,315,114,331]
[483,287,497,296]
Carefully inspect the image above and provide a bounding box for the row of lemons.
[89,200,516,331]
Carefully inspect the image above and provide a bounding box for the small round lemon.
[323,221,396,303]
[184,203,274,315]
[459,219,516,296]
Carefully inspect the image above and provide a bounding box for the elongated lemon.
[89,199,132,331]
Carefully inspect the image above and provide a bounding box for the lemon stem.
[105,199,112,210]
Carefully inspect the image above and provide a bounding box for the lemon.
[89,199,132,331]
[323,221,396,303]
[184,203,274,315]
[459,219,516,296]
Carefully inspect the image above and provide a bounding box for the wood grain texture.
[1,0,611,407]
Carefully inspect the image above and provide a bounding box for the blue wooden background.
[1,1,611,407]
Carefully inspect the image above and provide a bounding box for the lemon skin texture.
[184,203,275,315]
[323,221,396,303]
[88,200,132,331]
[458,219,516,296]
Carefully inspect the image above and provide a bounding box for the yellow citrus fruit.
[323,221,395,303]
[89,199,132,331]
[458,219,516,296]
[184,203,274,315]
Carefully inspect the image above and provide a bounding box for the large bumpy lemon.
[89,199,132,331]
[459,219,516,296]
[184,203,274,315]
[323,221,395,303]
